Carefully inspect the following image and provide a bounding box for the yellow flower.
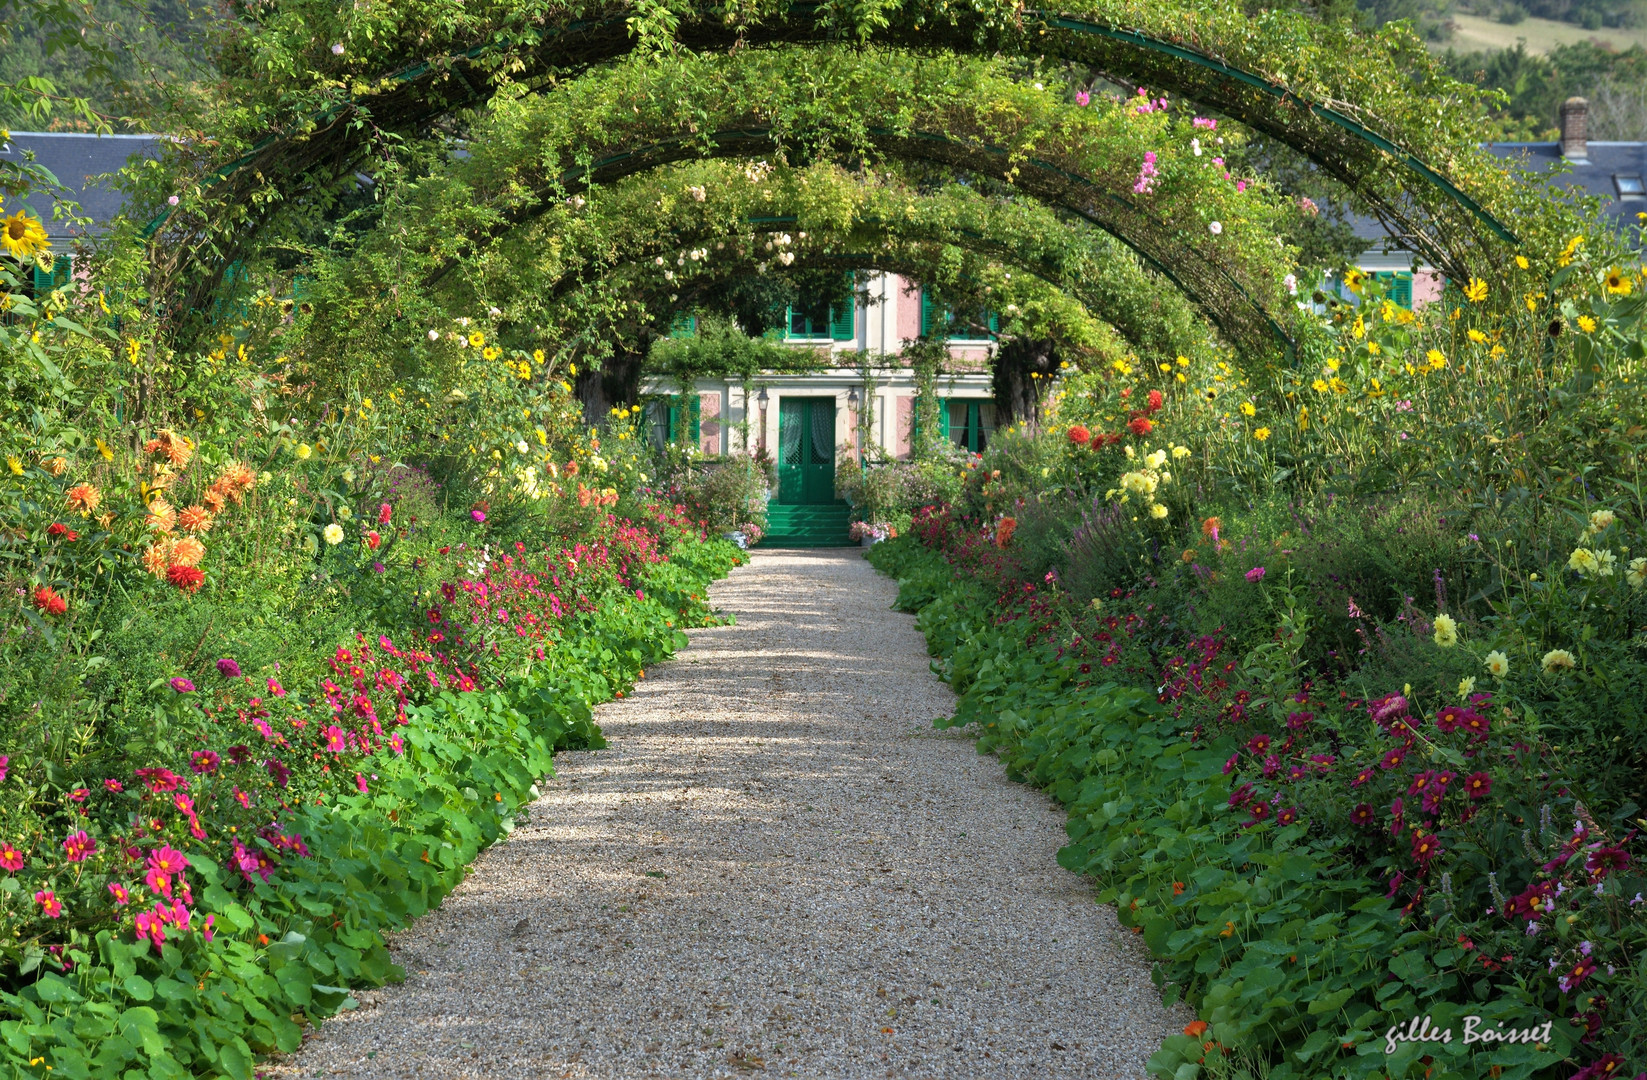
[1463,278,1488,302]
[1328,377,1349,394]
[1568,547,1600,575]
[1484,650,1509,678]
[1366,341,1380,355]
[1604,268,1632,295]
[1149,503,1169,519]
[1432,613,1458,648]
[1467,328,1487,344]
[1525,293,1540,313]
[360,397,373,410]
[1577,315,1597,334]
[1627,557,1647,589]
[1252,427,1271,441]
[323,523,344,545]
[1239,401,1255,417]
[1514,255,1529,270]
[1176,356,1189,367]
[533,349,545,363]
[1425,349,1446,371]
[1490,344,1505,357]
[1311,378,1329,393]
[6,455,21,475]
[468,332,485,348]
[294,443,313,460]
[1,209,50,259]
[482,346,499,360]
[96,438,114,461]
[1541,648,1576,674]
[1457,676,1475,699]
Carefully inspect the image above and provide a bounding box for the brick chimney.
[1560,97,1589,161]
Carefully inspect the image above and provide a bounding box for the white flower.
[688,185,706,202]
[456,317,470,327]
[331,42,345,55]
[1541,648,1577,674]
[654,256,666,266]
[1283,273,1298,296]
[1208,221,1223,235]
[323,523,344,545]
[1457,676,1476,699]
[489,307,501,317]
[1628,557,1647,588]
[1191,138,1202,156]
[515,440,530,454]
[778,251,795,265]
[428,329,440,341]
[1485,650,1510,678]
[1589,508,1615,532]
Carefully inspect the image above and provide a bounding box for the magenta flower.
[471,509,486,523]
[133,909,165,948]
[1350,803,1375,827]
[1227,782,1254,807]
[67,787,89,803]
[135,768,186,793]
[1350,766,1375,788]
[104,778,123,792]
[356,773,369,793]
[216,658,241,678]
[267,676,286,697]
[1245,566,1266,583]
[1276,806,1300,826]
[0,754,7,782]
[190,751,220,774]
[1586,846,1631,879]
[1379,747,1406,770]
[170,677,195,693]
[1246,733,1271,755]
[203,913,215,943]
[62,830,96,862]
[148,845,189,876]
[266,758,291,787]
[389,733,405,754]
[1222,752,1238,774]
[0,841,24,871]
[1242,801,1272,827]
[1075,90,1090,106]
[35,890,63,918]
[107,882,130,905]
[323,725,347,752]
[1463,771,1492,799]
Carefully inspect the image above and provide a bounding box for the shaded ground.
[268,548,1182,1079]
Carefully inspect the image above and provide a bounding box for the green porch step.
[759,500,855,548]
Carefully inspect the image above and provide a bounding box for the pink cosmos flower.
[104,778,124,792]
[67,787,89,803]
[134,909,165,949]
[190,751,220,774]
[0,842,24,871]
[203,913,215,943]
[356,773,369,793]
[108,882,130,905]
[389,733,405,754]
[62,830,96,862]
[148,845,189,876]
[324,725,347,752]
[144,867,174,898]
[0,754,8,782]
[35,890,63,918]
[268,676,287,697]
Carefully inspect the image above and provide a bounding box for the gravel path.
[268,548,1183,1079]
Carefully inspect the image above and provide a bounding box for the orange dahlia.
[201,487,227,513]
[65,483,102,515]
[219,461,256,491]
[169,536,206,567]
[177,505,213,533]
[43,456,68,477]
[140,542,172,578]
[145,497,177,533]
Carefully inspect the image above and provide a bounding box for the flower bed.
[868,533,1645,1080]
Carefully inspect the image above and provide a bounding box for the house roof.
[1,131,166,238]
[1352,140,1646,260]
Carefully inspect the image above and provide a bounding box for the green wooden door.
[777,398,836,504]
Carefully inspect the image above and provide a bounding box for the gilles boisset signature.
[1386,1015,1554,1054]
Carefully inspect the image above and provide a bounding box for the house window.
[947,399,996,453]
[1373,271,1413,310]
[645,395,700,450]
[1616,175,1645,199]
[785,275,856,342]
[919,290,998,341]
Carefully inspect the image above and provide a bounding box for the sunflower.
[1604,267,1633,296]
[1,209,50,260]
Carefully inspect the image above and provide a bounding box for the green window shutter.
[986,311,1000,335]
[33,255,72,296]
[937,398,950,442]
[1392,272,1413,309]
[829,299,855,341]
[690,396,702,442]
[787,305,804,338]
[920,290,937,337]
[669,313,697,338]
